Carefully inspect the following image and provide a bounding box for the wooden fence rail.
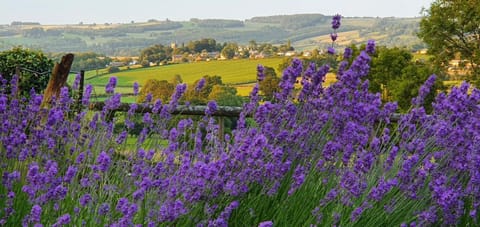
[88,101,403,121]
[88,102,243,117]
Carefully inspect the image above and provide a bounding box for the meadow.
[85,58,285,86]
[1,16,479,227]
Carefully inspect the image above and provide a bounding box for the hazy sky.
[0,0,434,25]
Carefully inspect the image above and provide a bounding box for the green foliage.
[138,79,175,103]
[368,47,413,94]
[63,52,111,72]
[259,66,280,101]
[392,62,444,112]
[418,0,480,85]
[140,60,150,68]
[221,43,238,59]
[186,38,219,53]
[366,46,443,112]
[184,75,224,105]
[207,85,243,107]
[0,47,53,96]
[107,66,120,73]
[139,44,173,66]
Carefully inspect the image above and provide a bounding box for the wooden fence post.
[218,117,225,141]
[14,66,21,97]
[75,70,85,113]
[42,53,74,107]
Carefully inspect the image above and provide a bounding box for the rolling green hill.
[86,58,284,89]
[0,14,424,56]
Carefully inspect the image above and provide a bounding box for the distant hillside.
[0,14,425,56]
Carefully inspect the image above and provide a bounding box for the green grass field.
[84,59,341,100]
[85,58,284,87]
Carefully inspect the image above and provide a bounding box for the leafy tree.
[207,85,243,106]
[418,0,480,85]
[138,79,175,103]
[140,60,150,68]
[0,47,54,96]
[259,66,281,101]
[392,62,443,112]
[364,46,443,112]
[186,38,218,53]
[221,43,238,59]
[139,44,173,66]
[184,75,223,104]
[368,46,413,95]
[107,66,120,73]
[66,52,111,71]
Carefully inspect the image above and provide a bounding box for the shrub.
[0,47,53,96]
[107,66,120,73]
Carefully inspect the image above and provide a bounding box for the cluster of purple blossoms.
[328,14,341,55]
[331,14,341,30]
[195,77,206,91]
[105,76,117,94]
[133,81,139,96]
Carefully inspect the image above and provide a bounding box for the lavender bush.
[1,15,479,226]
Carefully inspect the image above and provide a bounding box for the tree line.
[138,38,294,66]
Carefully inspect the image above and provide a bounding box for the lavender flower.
[196,77,206,91]
[145,93,153,103]
[133,82,139,96]
[104,93,122,110]
[258,221,273,227]
[331,14,342,30]
[53,214,70,226]
[205,100,217,115]
[105,76,117,94]
[99,203,110,215]
[70,74,81,91]
[343,47,353,59]
[288,165,306,195]
[30,204,42,223]
[97,151,111,172]
[82,84,93,105]
[365,40,376,54]
[330,33,338,42]
[413,74,436,106]
[63,166,77,183]
[116,130,128,144]
[327,47,335,55]
[79,193,92,207]
[257,64,265,81]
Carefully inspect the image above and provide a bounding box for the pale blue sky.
[0,0,434,25]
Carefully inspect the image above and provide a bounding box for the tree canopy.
[418,0,480,85]
[366,46,443,112]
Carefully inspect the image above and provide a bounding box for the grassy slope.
[85,58,284,87]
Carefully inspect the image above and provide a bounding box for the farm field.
[85,58,284,87]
